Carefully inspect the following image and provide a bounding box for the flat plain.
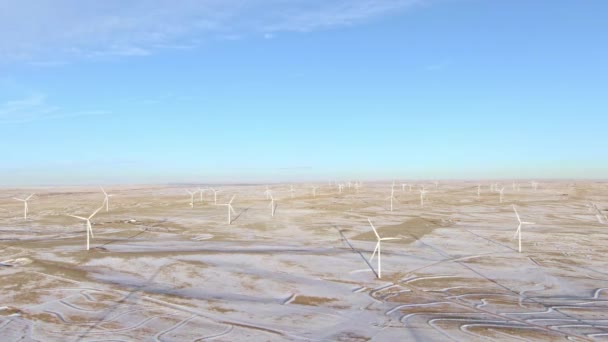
[0,181,607,341]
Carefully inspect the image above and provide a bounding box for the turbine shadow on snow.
[333,226,378,278]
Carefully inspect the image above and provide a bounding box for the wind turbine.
[100,187,114,212]
[13,194,34,220]
[264,186,271,200]
[338,184,344,194]
[401,183,407,192]
[312,186,318,198]
[434,181,439,189]
[210,189,220,204]
[368,218,401,279]
[218,195,236,224]
[198,187,207,202]
[290,185,295,199]
[68,205,103,251]
[477,184,481,199]
[590,203,607,224]
[498,187,505,203]
[186,189,196,208]
[388,186,396,212]
[513,205,535,253]
[419,188,428,207]
[269,193,276,217]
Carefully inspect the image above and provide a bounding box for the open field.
[1,181,607,341]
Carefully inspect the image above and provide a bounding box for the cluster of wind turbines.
[185,188,221,208]
[368,201,537,279]
[183,184,282,225]
[333,181,363,194]
[384,182,429,212]
[484,181,539,203]
[370,181,544,278]
[3,180,588,281]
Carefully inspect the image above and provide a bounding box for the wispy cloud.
[0,94,109,124]
[0,0,425,63]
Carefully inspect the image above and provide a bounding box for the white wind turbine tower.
[513,205,535,253]
[198,187,206,202]
[264,186,271,200]
[388,185,396,212]
[409,184,413,192]
[290,185,295,199]
[419,187,428,207]
[218,195,236,224]
[13,194,34,220]
[338,184,344,194]
[401,183,407,192]
[68,206,103,251]
[100,187,114,212]
[210,189,220,204]
[531,181,539,191]
[269,193,276,217]
[186,189,196,208]
[368,218,401,279]
[312,186,318,198]
[498,187,505,203]
[434,181,439,189]
[477,184,481,199]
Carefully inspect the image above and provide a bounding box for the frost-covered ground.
[0,181,607,341]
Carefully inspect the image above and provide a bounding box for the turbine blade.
[89,205,103,219]
[513,226,520,239]
[368,218,381,240]
[512,205,521,223]
[68,215,87,220]
[370,242,379,263]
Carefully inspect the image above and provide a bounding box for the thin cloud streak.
[0,0,426,63]
[0,94,110,124]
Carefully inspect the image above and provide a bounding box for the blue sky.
[0,0,606,185]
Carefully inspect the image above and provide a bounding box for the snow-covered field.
[0,181,607,341]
